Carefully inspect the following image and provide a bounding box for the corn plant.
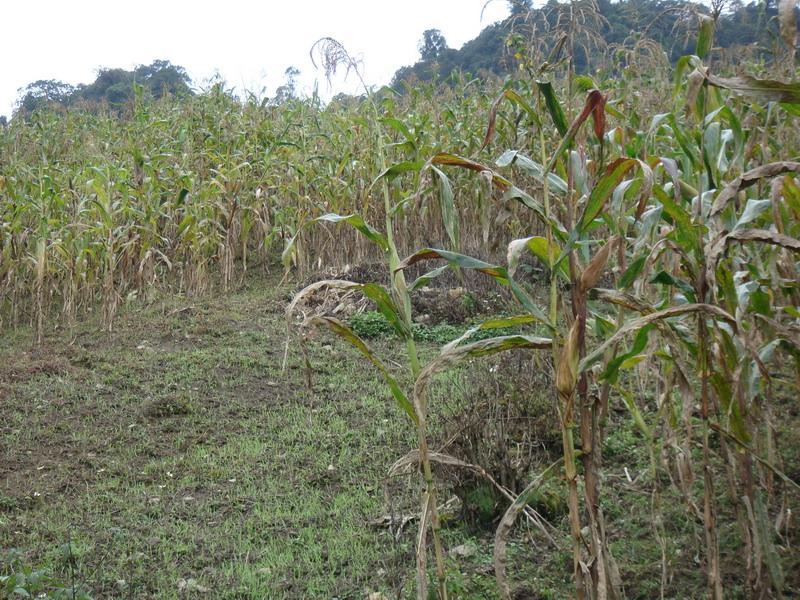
[0,12,798,598]
[281,39,562,599]
[383,16,799,597]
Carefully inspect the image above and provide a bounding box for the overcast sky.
[1,0,511,117]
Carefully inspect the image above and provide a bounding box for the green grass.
[2,272,798,599]
[0,275,427,598]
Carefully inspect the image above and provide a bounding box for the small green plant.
[348,310,396,339]
[412,322,462,345]
[1,549,93,600]
[463,483,499,525]
[459,291,478,314]
[439,564,500,600]
[349,310,520,346]
[604,426,640,460]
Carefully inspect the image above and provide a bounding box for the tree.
[392,0,792,89]
[418,29,449,61]
[134,60,193,98]
[78,68,134,105]
[273,67,301,104]
[15,61,195,117]
[16,80,76,113]
[508,0,533,17]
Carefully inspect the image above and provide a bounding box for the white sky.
[1,0,511,117]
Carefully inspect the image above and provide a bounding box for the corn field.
[2,10,800,600]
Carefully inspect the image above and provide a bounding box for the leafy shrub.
[348,310,396,339]
[412,322,463,344]
[350,309,534,346]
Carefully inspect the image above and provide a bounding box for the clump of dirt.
[296,262,511,325]
[410,286,504,325]
[142,396,193,418]
[0,351,75,383]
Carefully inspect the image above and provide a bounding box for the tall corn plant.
[397,87,648,598]
[0,61,527,338]
[638,16,800,596]
[282,39,560,599]
[394,23,799,595]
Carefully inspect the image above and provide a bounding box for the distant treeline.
[12,0,798,117]
[15,60,192,115]
[391,0,797,87]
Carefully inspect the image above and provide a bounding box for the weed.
[348,311,396,339]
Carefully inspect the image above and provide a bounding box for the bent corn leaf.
[304,316,417,424]
[706,74,800,105]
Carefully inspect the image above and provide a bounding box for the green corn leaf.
[615,385,652,438]
[500,185,568,241]
[674,55,703,93]
[398,248,508,282]
[381,117,416,146]
[696,15,715,59]
[508,278,551,326]
[618,255,647,290]
[579,158,640,230]
[503,88,542,127]
[507,236,569,280]
[360,282,413,338]
[496,150,568,195]
[666,113,700,169]
[442,315,542,352]
[431,166,459,250]
[282,213,388,268]
[409,265,450,292]
[574,75,596,94]
[592,313,617,337]
[602,323,655,383]
[649,271,697,302]
[553,158,644,269]
[581,303,736,372]
[397,248,552,328]
[313,215,387,246]
[536,80,568,136]
[305,316,417,425]
[652,184,701,253]
[375,160,425,184]
[734,199,772,230]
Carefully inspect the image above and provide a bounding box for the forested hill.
[392,0,795,87]
[15,60,193,115]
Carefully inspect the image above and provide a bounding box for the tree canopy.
[16,60,192,115]
[418,29,449,61]
[392,0,796,88]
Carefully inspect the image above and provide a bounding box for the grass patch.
[2,273,797,598]
[0,275,422,598]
